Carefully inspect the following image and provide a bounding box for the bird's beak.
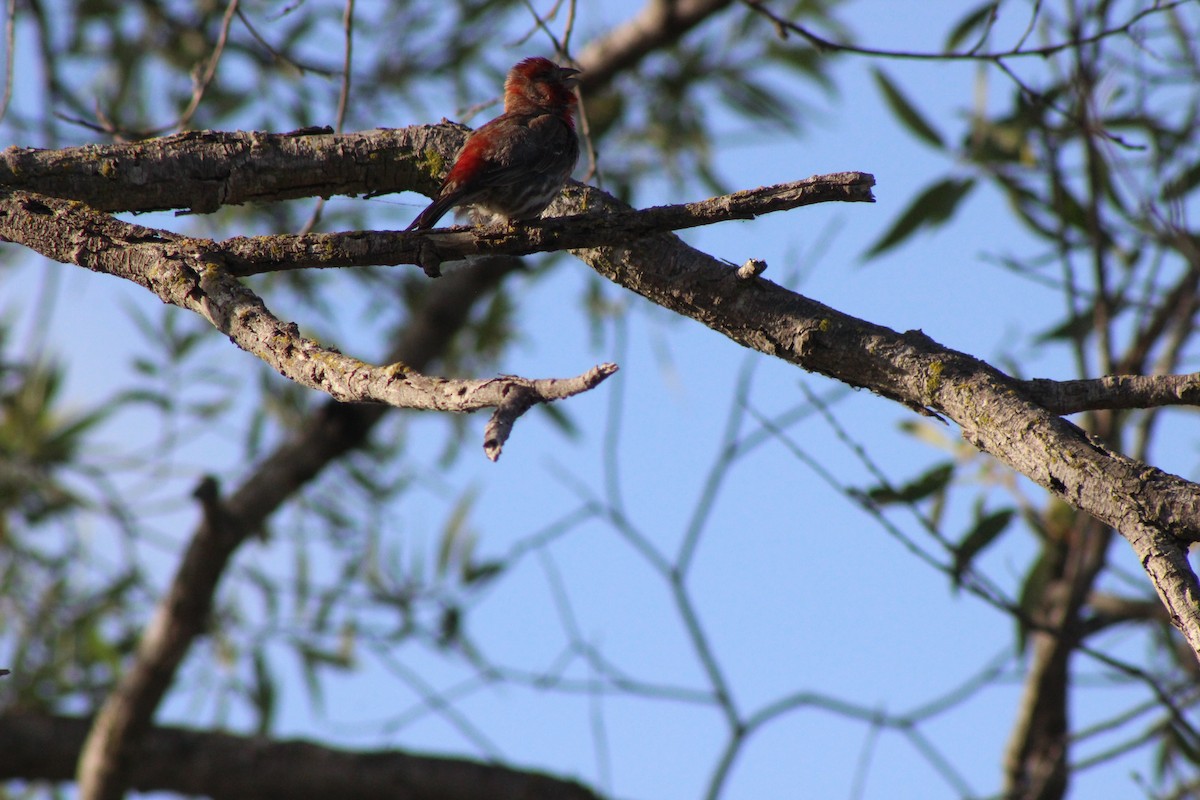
[558,66,581,89]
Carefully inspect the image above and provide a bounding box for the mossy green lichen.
[818,318,831,333]
[98,159,118,179]
[419,147,445,179]
[925,360,944,397]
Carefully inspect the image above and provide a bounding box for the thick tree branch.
[575,0,734,88]
[0,126,446,213]
[0,127,870,245]
[0,190,613,459]
[2,712,602,800]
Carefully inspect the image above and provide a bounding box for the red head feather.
[503,57,580,124]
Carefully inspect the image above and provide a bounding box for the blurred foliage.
[0,322,143,711]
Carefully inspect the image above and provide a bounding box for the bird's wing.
[445,114,577,191]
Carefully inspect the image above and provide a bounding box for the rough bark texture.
[0,127,449,213]
[1022,373,1200,413]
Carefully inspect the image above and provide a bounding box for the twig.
[0,0,16,126]
[176,0,240,131]
[740,0,1191,61]
[234,6,335,76]
[298,0,355,235]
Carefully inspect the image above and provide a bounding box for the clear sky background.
[4,2,1195,799]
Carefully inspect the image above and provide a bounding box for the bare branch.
[576,0,734,90]
[173,0,240,133]
[0,126,454,213]
[483,363,619,461]
[210,172,874,276]
[2,712,602,800]
[0,0,15,126]
[1022,373,1200,414]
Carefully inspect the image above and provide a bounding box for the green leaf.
[865,178,976,258]
[438,605,462,647]
[1033,296,1128,346]
[1016,551,1054,654]
[1164,160,1200,201]
[1165,718,1200,768]
[966,118,1033,164]
[953,508,1014,587]
[464,559,504,586]
[872,68,945,149]
[250,650,276,737]
[1033,305,1097,345]
[944,2,999,52]
[436,487,479,580]
[538,402,580,439]
[863,462,954,506]
[296,645,325,713]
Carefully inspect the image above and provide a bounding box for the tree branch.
[1021,373,1200,414]
[575,0,734,89]
[212,172,874,276]
[0,126,451,213]
[0,190,613,459]
[2,712,603,800]
[0,127,870,246]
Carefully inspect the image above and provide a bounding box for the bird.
[405,57,581,231]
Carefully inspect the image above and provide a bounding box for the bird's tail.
[405,194,458,231]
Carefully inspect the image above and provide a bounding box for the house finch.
[406,57,581,231]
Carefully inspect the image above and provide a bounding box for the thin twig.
[176,0,240,131]
[0,0,16,126]
[235,6,336,75]
[298,0,355,235]
[741,0,1191,62]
